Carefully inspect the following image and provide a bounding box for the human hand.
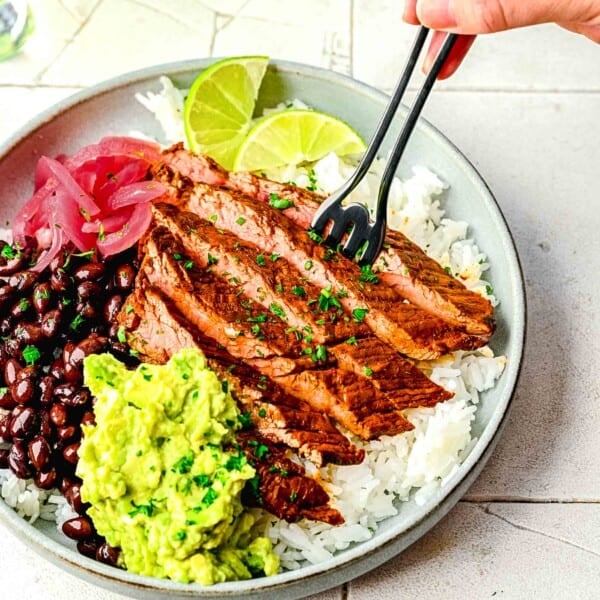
[404,0,600,78]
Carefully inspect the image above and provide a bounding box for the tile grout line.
[33,0,104,84]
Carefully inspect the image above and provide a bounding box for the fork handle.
[337,26,431,200]
[375,32,459,223]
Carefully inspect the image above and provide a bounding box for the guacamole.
[77,349,279,584]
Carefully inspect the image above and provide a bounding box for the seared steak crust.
[140,227,419,439]
[156,145,494,336]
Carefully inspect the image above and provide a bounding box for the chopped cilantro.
[304,260,313,271]
[256,254,266,267]
[307,230,323,244]
[22,345,41,366]
[207,253,218,266]
[268,193,294,210]
[202,487,218,507]
[173,530,187,541]
[236,216,246,226]
[363,366,374,377]
[172,453,194,474]
[292,285,306,297]
[352,308,368,323]
[346,336,358,346]
[116,325,127,344]
[193,474,211,487]
[359,264,379,284]
[269,303,286,320]
[184,260,194,270]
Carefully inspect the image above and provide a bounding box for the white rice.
[0,82,506,571]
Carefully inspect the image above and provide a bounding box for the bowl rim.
[0,58,526,598]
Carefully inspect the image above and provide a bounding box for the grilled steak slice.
[239,433,344,525]
[119,285,364,466]
[156,145,494,336]
[151,202,452,411]
[152,202,369,344]
[165,181,484,360]
[140,227,417,439]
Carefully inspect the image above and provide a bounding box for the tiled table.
[1,1,599,599]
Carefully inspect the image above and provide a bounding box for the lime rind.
[183,56,269,169]
[233,108,366,172]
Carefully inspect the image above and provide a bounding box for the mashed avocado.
[77,349,279,584]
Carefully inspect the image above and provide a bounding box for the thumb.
[416,0,599,33]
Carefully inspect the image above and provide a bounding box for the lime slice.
[183,56,269,169]
[233,109,366,172]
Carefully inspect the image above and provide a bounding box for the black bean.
[10,297,33,320]
[15,322,43,345]
[54,383,77,401]
[4,337,22,357]
[0,448,8,468]
[50,269,71,293]
[8,440,32,478]
[35,468,58,490]
[81,411,95,427]
[77,538,100,559]
[65,481,85,514]
[70,336,108,370]
[73,262,105,283]
[77,281,102,300]
[8,271,38,292]
[62,516,94,541]
[0,414,11,440]
[0,285,14,308]
[39,376,55,405]
[0,386,16,410]
[57,425,78,442]
[103,294,123,323]
[0,317,12,336]
[11,378,35,405]
[28,435,52,472]
[41,309,62,339]
[114,264,135,292]
[32,282,52,313]
[37,409,53,438]
[4,358,21,386]
[63,362,83,385]
[9,405,37,439]
[0,247,24,276]
[59,475,80,495]
[49,358,65,382]
[96,543,120,566]
[63,389,90,408]
[63,442,80,465]
[49,252,67,273]
[49,402,68,427]
[78,302,98,320]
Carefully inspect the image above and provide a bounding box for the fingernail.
[416,0,457,29]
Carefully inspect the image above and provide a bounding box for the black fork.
[310,27,458,266]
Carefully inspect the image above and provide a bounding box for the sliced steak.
[239,433,344,525]
[167,181,485,360]
[152,202,368,344]
[140,227,416,439]
[119,284,364,467]
[151,202,452,412]
[156,145,495,336]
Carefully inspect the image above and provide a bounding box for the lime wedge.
[233,109,366,172]
[183,56,269,169]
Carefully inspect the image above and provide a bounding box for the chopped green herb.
[289,491,298,502]
[318,285,342,312]
[0,245,19,260]
[269,303,286,320]
[304,260,313,271]
[221,380,228,393]
[70,314,85,331]
[173,253,183,261]
[116,326,127,344]
[184,260,194,270]
[486,284,494,296]
[258,408,267,418]
[270,253,281,262]
[256,254,266,267]
[18,298,30,311]
[255,444,270,459]
[22,345,41,366]
[276,283,284,294]
[307,230,323,244]
[209,214,218,222]
[346,336,358,346]
[247,313,267,323]
[128,499,156,518]
[238,411,253,429]
[359,264,379,284]
[173,530,187,541]
[207,253,218,266]
[352,308,368,323]
[125,305,134,314]
[268,193,294,210]
[236,216,246,226]
[193,474,211,487]
[292,285,306,297]
[444,266,452,275]
[313,345,327,363]
[202,487,218,507]
[363,366,374,377]
[307,169,318,192]
[172,453,194,474]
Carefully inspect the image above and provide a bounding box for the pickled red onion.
[13,136,165,266]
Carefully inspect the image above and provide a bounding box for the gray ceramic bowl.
[0,59,525,599]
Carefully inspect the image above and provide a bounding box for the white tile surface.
[1,1,599,599]
[349,503,600,599]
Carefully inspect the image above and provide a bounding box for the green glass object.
[0,0,34,61]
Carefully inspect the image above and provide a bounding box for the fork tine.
[341,226,367,259]
[324,217,349,246]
